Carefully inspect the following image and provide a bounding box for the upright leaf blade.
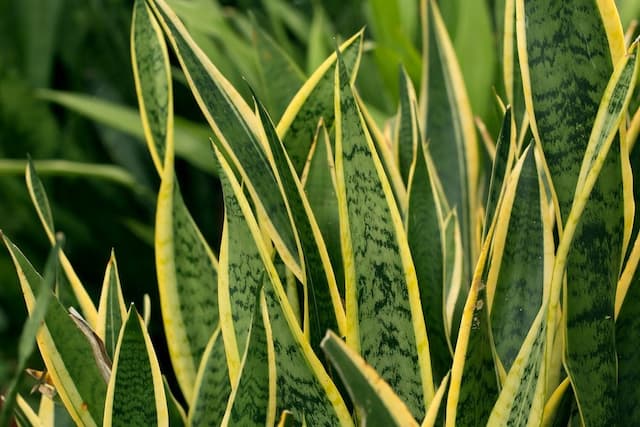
[334,50,434,418]
[96,250,127,359]
[104,305,168,427]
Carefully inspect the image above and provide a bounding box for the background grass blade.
[334,50,433,418]
[104,305,168,426]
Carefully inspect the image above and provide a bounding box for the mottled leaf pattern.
[96,251,127,359]
[104,306,168,426]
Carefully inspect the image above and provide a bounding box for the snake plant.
[3,0,640,425]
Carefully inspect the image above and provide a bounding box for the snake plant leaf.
[131,0,171,173]
[442,210,463,350]
[565,41,638,426]
[487,309,547,426]
[277,31,364,174]
[212,145,352,426]
[483,107,516,238]
[3,236,107,427]
[421,373,449,427]
[334,49,434,418]
[104,305,168,427]
[277,410,299,427]
[135,0,220,401]
[253,92,344,348]
[516,0,625,220]
[487,145,545,370]
[96,250,127,359]
[221,290,276,426]
[253,25,306,121]
[0,238,56,427]
[406,142,450,383]
[217,160,268,381]
[320,330,419,427]
[447,149,534,427]
[188,328,231,426]
[25,159,98,328]
[13,394,40,427]
[395,67,421,186]
[150,0,303,279]
[419,0,479,288]
[502,0,527,133]
[162,377,187,427]
[536,38,640,426]
[37,90,215,174]
[301,123,343,294]
[615,238,640,425]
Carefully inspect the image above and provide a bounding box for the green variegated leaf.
[253,26,306,121]
[419,0,479,287]
[104,305,168,426]
[488,145,545,370]
[441,210,463,351]
[217,160,267,381]
[301,123,343,294]
[162,377,187,427]
[188,328,231,426]
[150,0,302,279]
[212,144,353,426]
[253,93,344,348]
[422,373,449,427]
[133,0,219,400]
[25,159,98,328]
[321,331,419,427]
[222,290,276,426]
[277,31,364,174]
[334,50,433,418]
[3,236,107,427]
[0,238,56,427]
[502,0,527,134]
[395,67,421,186]
[406,142,450,383]
[532,36,640,425]
[483,107,516,238]
[96,250,127,359]
[131,0,171,173]
[446,149,535,427]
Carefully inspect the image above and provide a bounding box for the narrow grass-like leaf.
[150,0,303,278]
[442,211,463,347]
[253,26,306,121]
[321,330,419,427]
[406,142,450,383]
[25,159,98,328]
[222,290,276,426]
[188,328,231,426]
[213,145,353,426]
[3,236,107,427]
[334,50,433,418]
[253,92,344,348]
[277,31,364,174]
[419,0,479,287]
[487,146,544,370]
[104,305,168,426]
[96,250,127,359]
[136,0,219,400]
[301,123,343,294]
[0,239,56,427]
